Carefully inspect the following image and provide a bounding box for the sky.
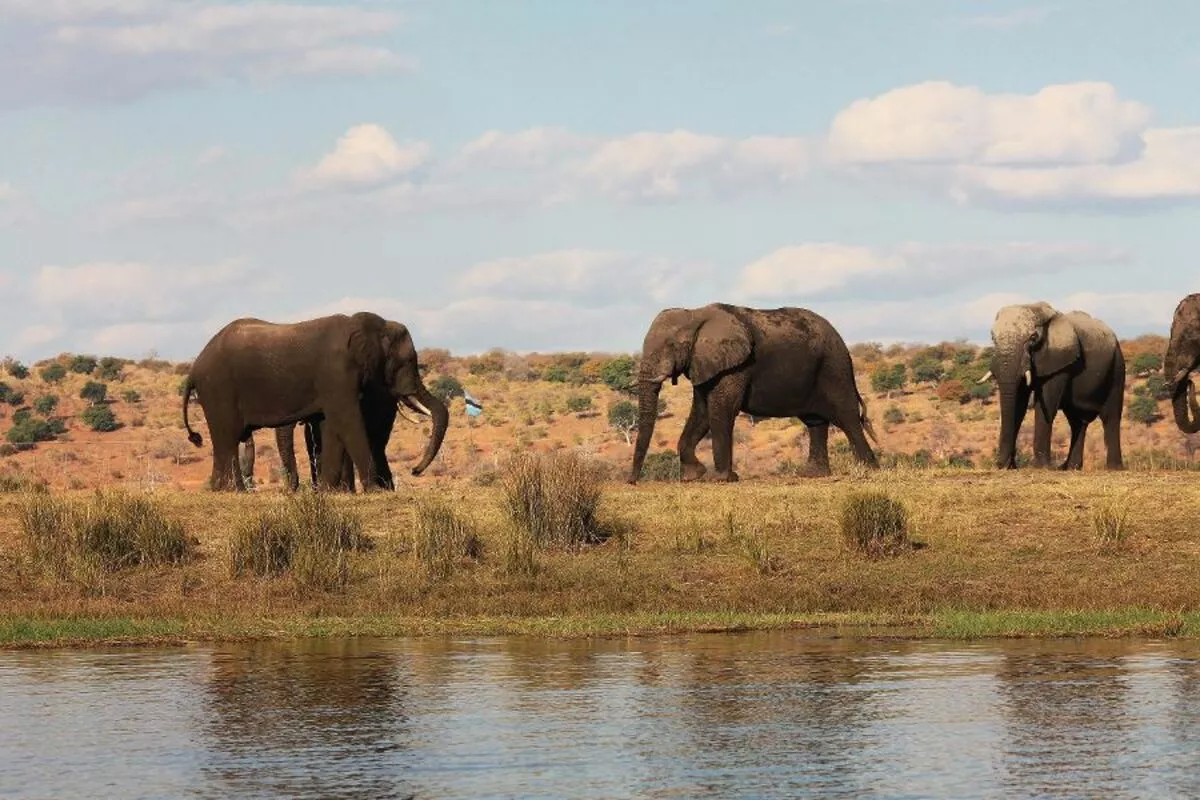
[2,0,1199,361]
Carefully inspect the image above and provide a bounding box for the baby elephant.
[984,301,1124,470]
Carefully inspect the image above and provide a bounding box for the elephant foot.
[802,462,832,478]
[707,470,739,483]
[680,461,707,482]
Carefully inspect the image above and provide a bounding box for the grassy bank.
[2,467,1200,648]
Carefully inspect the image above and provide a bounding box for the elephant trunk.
[993,347,1028,469]
[1172,379,1200,434]
[628,379,663,484]
[409,384,449,476]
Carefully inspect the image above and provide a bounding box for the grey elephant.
[238,421,330,491]
[628,302,879,483]
[1164,293,1200,433]
[983,301,1124,470]
[182,311,447,491]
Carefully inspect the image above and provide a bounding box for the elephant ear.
[347,312,386,376]
[1033,313,1080,376]
[688,307,753,386]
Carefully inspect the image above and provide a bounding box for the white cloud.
[0,0,411,106]
[457,127,595,169]
[961,7,1054,29]
[828,81,1149,167]
[736,242,1129,303]
[302,124,430,189]
[455,249,697,305]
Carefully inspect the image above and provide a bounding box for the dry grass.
[2,470,1200,644]
[840,490,911,558]
[499,450,609,548]
[411,496,482,579]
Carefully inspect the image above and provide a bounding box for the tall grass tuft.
[229,490,371,592]
[20,489,192,579]
[839,489,910,558]
[412,497,482,579]
[1093,499,1132,553]
[500,451,607,548]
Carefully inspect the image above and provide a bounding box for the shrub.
[121,389,142,404]
[500,451,607,548]
[542,364,569,383]
[1127,394,1160,426]
[1145,374,1171,401]
[640,450,681,481]
[33,395,59,416]
[21,490,193,577]
[81,404,119,432]
[68,355,98,375]
[967,382,994,403]
[5,358,29,379]
[96,357,124,381]
[840,490,910,558]
[0,473,47,492]
[79,381,107,404]
[412,498,482,579]
[228,491,370,592]
[607,400,638,444]
[883,405,906,425]
[909,354,945,384]
[566,394,593,413]
[0,382,24,406]
[600,355,637,395]
[1130,352,1163,377]
[430,374,464,402]
[6,415,58,450]
[1093,499,1132,552]
[39,363,67,384]
[870,363,907,395]
[936,378,969,404]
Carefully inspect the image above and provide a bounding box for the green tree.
[4,359,29,379]
[81,404,120,432]
[430,374,464,402]
[1127,394,1160,426]
[33,395,59,416]
[566,394,593,413]
[600,355,637,395]
[97,357,125,381]
[121,389,142,404]
[870,363,907,395]
[1145,374,1171,401]
[80,381,108,404]
[68,354,98,375]
[1130,352,1163,377]
[909,353,945,384]
[39,363,67,384]
[607,400,639,445]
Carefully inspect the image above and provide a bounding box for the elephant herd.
[179,293,1200,491]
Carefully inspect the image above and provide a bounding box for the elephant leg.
[210,436,240,491]
[1101,376,1125,471]
[1032,378,1066,468]
[239,434,256,487]
[1062,414,1088,470]
[677,388,710,482]
[305,420,321,487]
[832,405,879,470]
[322,398,377,491]
[705,373,747,482]
[804,421,831,477]
[274,424,300,491]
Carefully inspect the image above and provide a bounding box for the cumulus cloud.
[0,0,412,106]
[302,124,430,189]
[736,241,1129,303]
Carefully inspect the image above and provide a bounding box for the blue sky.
[2,0,1199,360]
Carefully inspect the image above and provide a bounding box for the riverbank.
[2,470,1198,648]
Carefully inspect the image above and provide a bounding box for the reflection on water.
[3,633,1200,798]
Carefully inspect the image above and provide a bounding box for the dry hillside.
[0,335,1192,492]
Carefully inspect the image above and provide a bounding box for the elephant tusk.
[1024,369,1033,385]
[402,394,432,417]
[394,403,422,426]
[977,370,993,384]
[1175,367,1191,386]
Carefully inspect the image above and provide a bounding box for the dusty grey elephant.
[182,311,448,491]
[1164,293,1200,433]
[983,301,1124,470]
[628,303,879,483]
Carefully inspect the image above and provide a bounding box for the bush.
[229,491,371,591]
[1130,352,1163,377]
[936,378,969,404]
[600,355,637,395]
[566,394,593,413]
[68,355,98,375]
[640,450,681,481]
[0,382,24,406]
[33,395,59,416]
[5,359,29,379]
[96,357,124,381]
[6,415,58,450]
[21,490,193,577]
[39,363,66,384]
[967,382,994,403]
[1144,374,1171,401]
[870,363,907,395]
[500,451,607,548]
[81,404,119,432]
[909,354,945,384]
[883,405,906,425]
[121,389,142,404]
[1093,499,1132,552]
[607,399,638,444]
[79,381,107,404]
[430,374,464,402]
[1128,394,1160,426]
[412,498,482,579]
[839,490,910,558]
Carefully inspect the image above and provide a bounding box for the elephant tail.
[182,377,203,447]
[858,393,879,446]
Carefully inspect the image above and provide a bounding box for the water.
[3,633,1200,798]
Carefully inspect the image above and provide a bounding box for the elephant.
[1164,293,1200,434]
[628,302,879,483]
[984,301,1124,470]
[238,421,333,491]
[182,311,448,491]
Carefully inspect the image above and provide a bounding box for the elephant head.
[348,312,449,476]
[1165,294,1200,433]
[989,302,1080,468]
[629,304,753,483]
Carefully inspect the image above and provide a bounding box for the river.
[2,632,1199,798]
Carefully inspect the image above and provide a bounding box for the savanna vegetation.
[0,337,1198,647]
